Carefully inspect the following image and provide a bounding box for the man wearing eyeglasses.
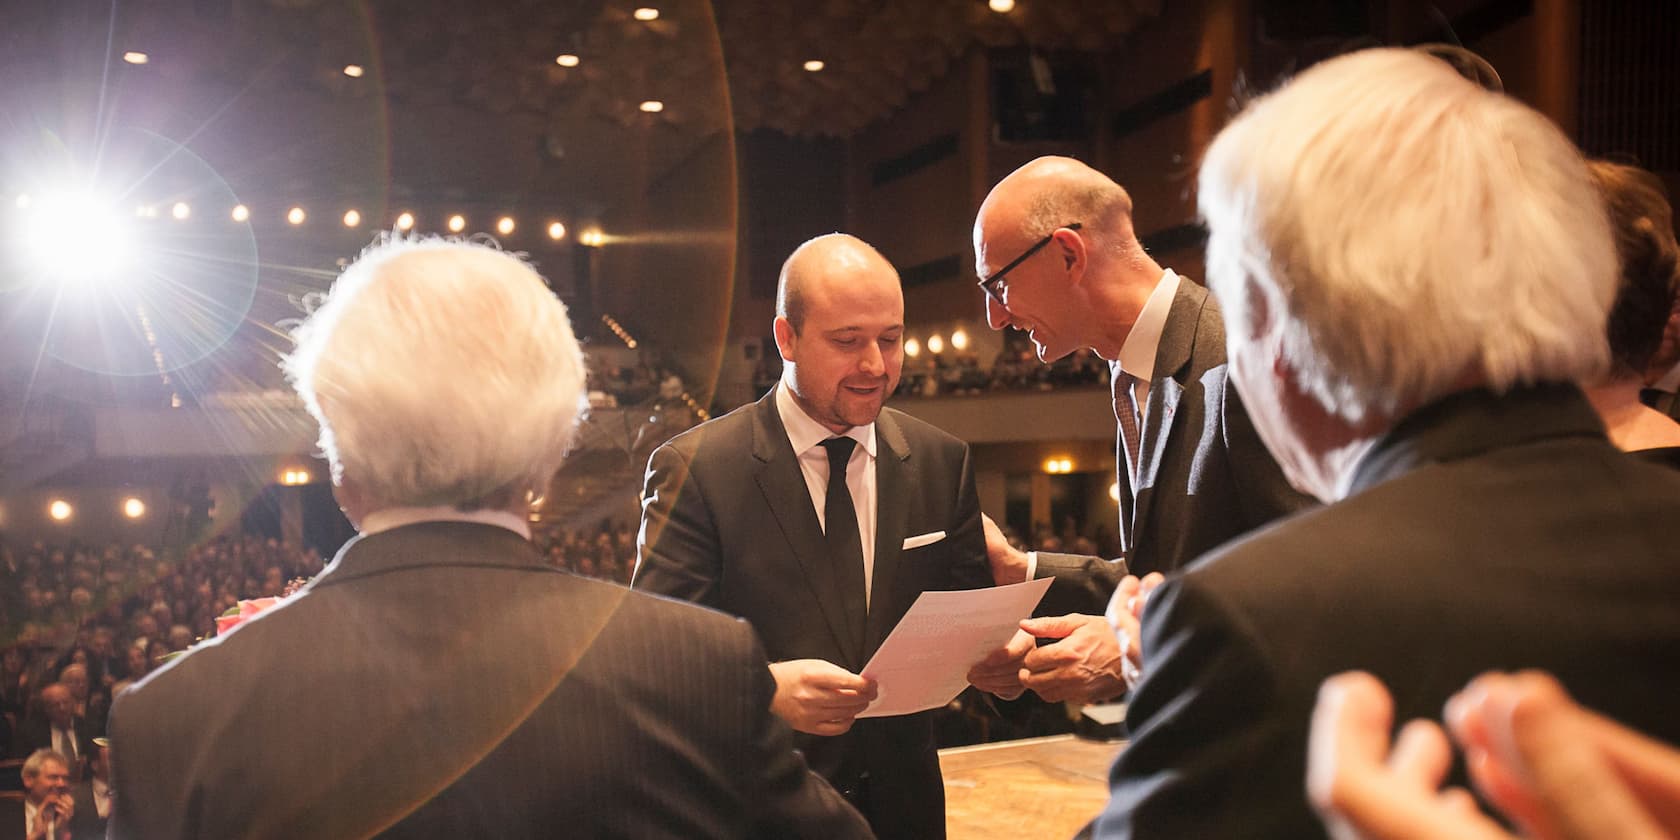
[965,156,1310,706]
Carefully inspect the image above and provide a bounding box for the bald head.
[777,233,901,334]
[975,156,1137,269]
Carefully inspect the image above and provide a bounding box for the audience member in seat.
[3,749,75,840]
[12,685,90,771]
[1091,47,1680,839]
[1582,160,1680,465]
[107,236,870,839]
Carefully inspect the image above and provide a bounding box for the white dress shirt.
[776,382,878,608]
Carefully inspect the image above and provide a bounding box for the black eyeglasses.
[977,223,1082,306]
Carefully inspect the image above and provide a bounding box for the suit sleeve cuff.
[1025,551,1038,581]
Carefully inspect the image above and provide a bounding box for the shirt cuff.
[1025,550,1038,581]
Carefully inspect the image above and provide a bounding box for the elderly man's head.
[973,156,1160,362]
[22,749,71,804]
[774,234,904,433]
[40,683,75,726]
[1197,48,1616,500]
[283,237,587,520]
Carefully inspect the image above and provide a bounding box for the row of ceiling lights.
[905,328,970,358]
[10,193,592,241]
[45,497,146,522]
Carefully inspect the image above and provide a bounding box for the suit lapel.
[1133,281,1207,549]
[749,391,865,669]
[866,411,912,656]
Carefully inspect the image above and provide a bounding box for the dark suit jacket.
[107,522,869,840]
[11,719,91,766]
[1035,278,1311,614]
[634,389,992,840]
[0,796,23,840]
[1095,384,1680,839]
[66,781,107,840]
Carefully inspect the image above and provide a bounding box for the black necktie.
[820,437,869,655]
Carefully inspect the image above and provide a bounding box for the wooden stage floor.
[939,734,1125,840]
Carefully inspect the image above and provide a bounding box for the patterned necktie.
[820,438,869,655]
[1114,371,1142,486]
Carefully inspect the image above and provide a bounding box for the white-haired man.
[1092,48,1680,839]
[108,237,870,839]
[3,749,75,840]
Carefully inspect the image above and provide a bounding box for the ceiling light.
[123,51,149,65]
[633,7,659,21]
[496,216,515,235]
[343,64,364,78]
[927,334,945,354]
[579,228,605,247]
[803,60,825,72]
[396,211,415,231]
[230,204,249,222]
[287,207,306,225]
[447,214,466,233]
[547,221,566,240]
[951,328,969,351]
[639,100,664,113]
[171,201,191,220]
[905,338,921,358]
[988,0,1015,12]
[555,54,580,67]
[123,497,146,519]
[49,500,72,521]
[342,209,361,227]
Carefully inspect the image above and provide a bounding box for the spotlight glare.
[927,334,945,354]
[579,227,605,247]
[342,64,364,78]
[48,500,72,521]
[496,216,516,235]
[231,204,249,222]
[342,209,361,228]
[287,206,306,225]
[1109,481,1120,502]
[950,328,969,351]
[123,497,146,519]
[171,201,190,220]
[804,60,825,72]
[633,7,659,21]
[905,337,921,358]
[546,221,566,240]
[16,191,137,289]
[396,211,415,231]
[988,0,1015,12]
[123,51,149,65]
[555,54,580,67]
[447,214,466,233]
[639,100,665,113]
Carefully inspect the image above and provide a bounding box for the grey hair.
[22,749,69,782]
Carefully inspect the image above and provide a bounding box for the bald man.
[635,234,992,839]
[966,157,1311,705]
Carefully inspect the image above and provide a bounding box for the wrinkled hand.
[769,659,878,737]
[29,794,75,840]
[968,629,1033,700]
[1016,613,1126,704]
[1104,573,1165,691]
[981,513,1028,585]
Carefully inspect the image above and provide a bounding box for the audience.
[4,749,75,838]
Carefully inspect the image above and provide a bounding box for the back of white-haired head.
[283,237,587,511]
[1198,48,1616,423]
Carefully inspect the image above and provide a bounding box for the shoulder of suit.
[657,399,757,455]
[880,406,968,450]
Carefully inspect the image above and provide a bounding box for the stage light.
[48,500,72,521]
[171,201,190,220]
[1109,481,1120,502]
[342,209,361,228]
[396,211,415,231]
[546,221,565,240]
[639,100,664,113]
[578,227,605,247]
[905,337,921,358]
[927,334,944,354]
[555,54,580,67]
[496,216,515,235]
[230,204,249,222]
[804,60,825,72]
[123,497,146,519]
[988,0,1015,12]
[14,190,137,289]
[951,328,969,351]
[447,214,466,233]
[1043,457,1074,474]
[287,206,306,225]
[123,51,149,65]
[633,7,659,21]
[342,64,364,78]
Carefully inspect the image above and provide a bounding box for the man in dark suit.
[2,749,74,840]
[64,739,109,840]
[635,234,992,840]
[107,237,869,839]
[11,686,89,770]
[965,156,1310,704]
[1094,47,1680,839]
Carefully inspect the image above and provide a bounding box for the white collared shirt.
[92,776,112,818]
[359,506,532,540]
[775,381,878,608]
[1114,268,1181,412]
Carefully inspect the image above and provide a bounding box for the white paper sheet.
[856,577,1053,718]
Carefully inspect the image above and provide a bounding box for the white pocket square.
[901,531,946,550]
